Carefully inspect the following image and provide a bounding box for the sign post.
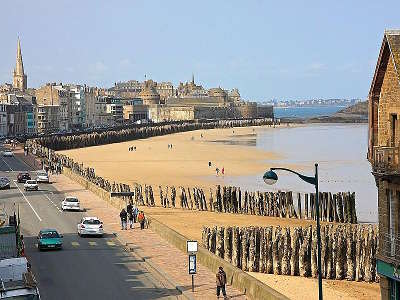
[187,241,198,292]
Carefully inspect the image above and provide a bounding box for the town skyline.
[2,1,400,100]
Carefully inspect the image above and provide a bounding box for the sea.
[274,106,347,119]
[222,123,377,223]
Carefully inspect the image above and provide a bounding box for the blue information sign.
[189,254,197,274]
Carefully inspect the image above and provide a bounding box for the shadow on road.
[23,233,181,300]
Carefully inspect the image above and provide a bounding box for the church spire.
[13,37,27,91]
[15,38,24,76]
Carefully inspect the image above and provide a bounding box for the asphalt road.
[0,145,179,300]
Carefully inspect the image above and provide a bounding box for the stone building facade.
[35,83,74,131]
[36,105,59,134]
[368,30,400,299]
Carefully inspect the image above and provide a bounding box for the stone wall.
[202,225,378,282]
[377,52,400,146]
[257,105,274,118]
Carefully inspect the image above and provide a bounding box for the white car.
[77,217,103,237]
[61,196,80,211]
[36,171,49,183]
[24,180,38,191]
[2,150,13,157]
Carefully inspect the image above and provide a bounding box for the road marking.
[41,192,62,212]
[88,241,97,246]
[106,241,116,246]
[13,182,42,222]
[1,156,14,171]
[71,242,80,247]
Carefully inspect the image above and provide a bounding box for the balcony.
[380,232,400,263]
[372,146,400,175]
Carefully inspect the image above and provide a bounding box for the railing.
[380,232,400,262]
[372,146,400,174]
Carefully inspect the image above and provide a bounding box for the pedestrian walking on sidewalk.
[138,211,145,230]
[133,205,139,223]
[120,208,127,230]
[127,202,134,229]
[216,266,227,299]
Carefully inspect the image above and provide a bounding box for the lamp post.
[263,163,323,300]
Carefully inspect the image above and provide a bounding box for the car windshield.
[83,219,101,225]
[37,172,47,176]
[40,231,59,238]
[26,180,36,184]
[6,295,39,300]
[66,198,78,202]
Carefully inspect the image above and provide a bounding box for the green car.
[37,229,63,251]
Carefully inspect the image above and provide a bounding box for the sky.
[1,0,400,101]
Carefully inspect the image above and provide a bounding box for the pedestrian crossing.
[30,239,119,250]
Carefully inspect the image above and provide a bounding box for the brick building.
[368,30,400,299]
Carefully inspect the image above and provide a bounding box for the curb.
[114,233,195,300]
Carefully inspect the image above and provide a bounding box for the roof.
[82,216,100,220]
[39,228,58,233]
[369,30,400,98]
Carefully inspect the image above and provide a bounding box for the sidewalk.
[51,173,247,300]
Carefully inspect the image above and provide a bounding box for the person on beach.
[216,167,220,176]
[222,167,225,176]
[128,209,134,229]
[216,266,227,299]
[133,205,139,223]
[138,211,145,230]
[209,161,212,167]
[119,208,127,230]
[127,202,133,229]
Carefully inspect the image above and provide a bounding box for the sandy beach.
[60,126,283,190]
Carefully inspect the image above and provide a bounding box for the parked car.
[2,150,13,157]
[61,196,80,211]
[0,177,10,189]
[37,229,63,250]
[36,171,49,183]
[17,172,31,183]
[77,217,104,237]
[24,180,38,191]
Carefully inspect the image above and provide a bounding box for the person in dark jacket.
[120,208,127,230]
[127,203,133,228]
[216,266,227,299]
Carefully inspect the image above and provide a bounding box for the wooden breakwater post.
[203,224,378,283]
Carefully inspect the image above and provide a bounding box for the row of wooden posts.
[25,139,358,224]
[34,118,275,151]
[202,224,378,282]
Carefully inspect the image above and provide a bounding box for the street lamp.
[263,164,323,300]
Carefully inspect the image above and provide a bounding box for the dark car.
[17,172,31,183]
[0,177,10,189]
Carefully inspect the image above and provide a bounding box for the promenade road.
[0,144,181,300]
